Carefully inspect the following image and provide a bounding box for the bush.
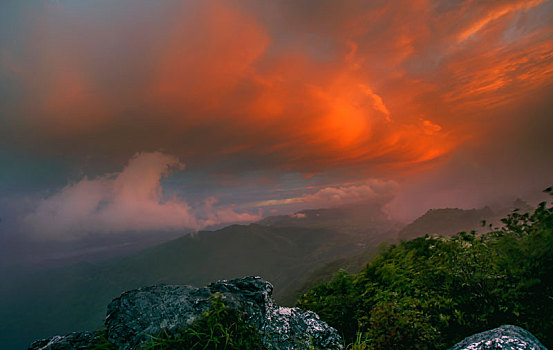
[298,191,553,349]
[143,293,265,350]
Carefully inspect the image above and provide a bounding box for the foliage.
[298,191,553,349]
[87,293,265,350]
[90,328,119,350]
[143,293,265,350]
[297,269,359,342]
[90,329,118,350]
[345,332,370,350]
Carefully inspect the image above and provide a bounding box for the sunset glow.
[1,0,552,234]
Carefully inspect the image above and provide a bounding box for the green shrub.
[298,190,553,349]
[143,293,265,350]
[90,329,118,350]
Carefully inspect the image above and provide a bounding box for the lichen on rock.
[28,332,96,350]
[449,325,548,350]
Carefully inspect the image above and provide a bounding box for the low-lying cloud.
[23,152,259,240]
[251,179,398,210]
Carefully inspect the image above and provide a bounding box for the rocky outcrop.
[28,276,343,350]
[449,325,548,350]
[28,332,96,350]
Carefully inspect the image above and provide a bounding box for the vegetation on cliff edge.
[297,189,553,349]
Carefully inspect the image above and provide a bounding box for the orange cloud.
[442,38,553,112]
[456,0,545,43]
[1,0,552,182]
[151,1,269,115]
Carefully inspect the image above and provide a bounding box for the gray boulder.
[105,276,343,349]
[28,332,96,350]
[449,325,548,350]
[29,276,343,349]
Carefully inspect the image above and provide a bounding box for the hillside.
[397,207,495,241]
[397,200,533,241]
[285,201,534,305]
[258,200,396,235]
[297,199,553,349]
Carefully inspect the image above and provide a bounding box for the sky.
[1,0,552,242]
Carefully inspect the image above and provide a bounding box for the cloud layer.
[1,0,552,238]
[24,152,259,239]
[252,179,398,210]
[2,0,550,178]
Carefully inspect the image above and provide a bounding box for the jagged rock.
[28,331,95,350]
[105,276,343,349]
[449,325,548,350]
[27,276,342,349]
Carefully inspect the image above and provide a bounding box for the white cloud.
[24,152,260,240]
[251,179,398,209]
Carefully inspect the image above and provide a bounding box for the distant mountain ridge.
[258,200,396,234]
[398,207,495,241]
[398,199,532,241]
[289,200,535,303]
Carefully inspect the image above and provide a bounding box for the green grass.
[88,294,265,350]
[141,293,265,350]
[89,329,118,350]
